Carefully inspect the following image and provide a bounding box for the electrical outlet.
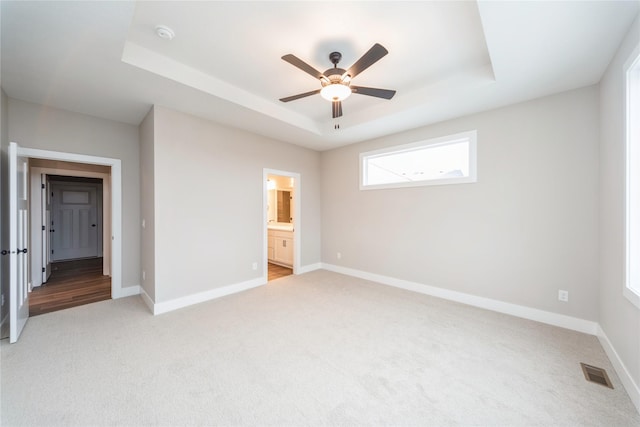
[558,290,569,302]
[252,262,258,271]
[337,252,342,259]
[1,294,4,306]
[142,270,146,281]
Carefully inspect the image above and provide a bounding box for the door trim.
[263,168,301,281]
[17,146,124,298]
[31,168,110,283]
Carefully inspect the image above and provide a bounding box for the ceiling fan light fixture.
[320,83,352,101]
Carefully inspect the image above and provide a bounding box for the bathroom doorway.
[263,169,301,282]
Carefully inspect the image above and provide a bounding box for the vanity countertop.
[268,223,294,231]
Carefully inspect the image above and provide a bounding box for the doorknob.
[91,224,96,227]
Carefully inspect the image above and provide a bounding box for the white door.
[41,174,52,283]
[51,183,98,261]
[9,142,29,343]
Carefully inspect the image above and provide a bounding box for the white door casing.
[30,166,111,285]
[9,142,29,343]
[41,174,52,283]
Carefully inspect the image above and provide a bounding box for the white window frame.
[360,130,477,190]
[625,44,640,309]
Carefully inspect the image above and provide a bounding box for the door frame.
[31,168,110,284]
[17,146,124,298]
[263,169,301,281]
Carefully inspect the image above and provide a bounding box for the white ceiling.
[2,1,638,151]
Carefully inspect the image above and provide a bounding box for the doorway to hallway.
[7,143,123,343]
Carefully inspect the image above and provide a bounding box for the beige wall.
[599,14,640,395]
[7,98,141,290]
[139,107,155,300]
[321,86,600,321]
[151,106,321,303]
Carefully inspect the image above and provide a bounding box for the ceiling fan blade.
[351,86,396,99]
[346,43,389,78]
[279,89,321,102]
[332,100,343,118]
[281,54,324,80]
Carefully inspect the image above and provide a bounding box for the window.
[360,130,477,190]
[625,45,640,308]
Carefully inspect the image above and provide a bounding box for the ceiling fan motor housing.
[322,67,348,86]
[323,51,351,88]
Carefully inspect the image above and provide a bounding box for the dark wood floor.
[29,257,111,316]
[268,262,293,281]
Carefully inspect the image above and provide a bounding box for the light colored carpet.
[1,269,638,426]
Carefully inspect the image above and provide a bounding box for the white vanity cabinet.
[268,228,293,267]
[267,233,275,261]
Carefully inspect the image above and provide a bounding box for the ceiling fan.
[279,43,396,119]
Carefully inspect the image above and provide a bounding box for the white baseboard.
[137,265,321,315]
[113,284,140,299]
[139,287,155,314]
[321,263,598,335]
[297,263,322,274]
[149,277,266,316]
[597,325,640,413]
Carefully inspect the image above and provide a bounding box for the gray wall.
[7,98,141,290]
[599,14,640,393]
[139,107,155,300]
[321,86,600,321]
[151,106,321,303]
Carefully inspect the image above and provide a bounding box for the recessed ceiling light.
[155,25,175,40]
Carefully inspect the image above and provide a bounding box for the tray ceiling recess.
[2,1,638,150]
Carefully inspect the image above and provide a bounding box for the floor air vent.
[580,363,613,389]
